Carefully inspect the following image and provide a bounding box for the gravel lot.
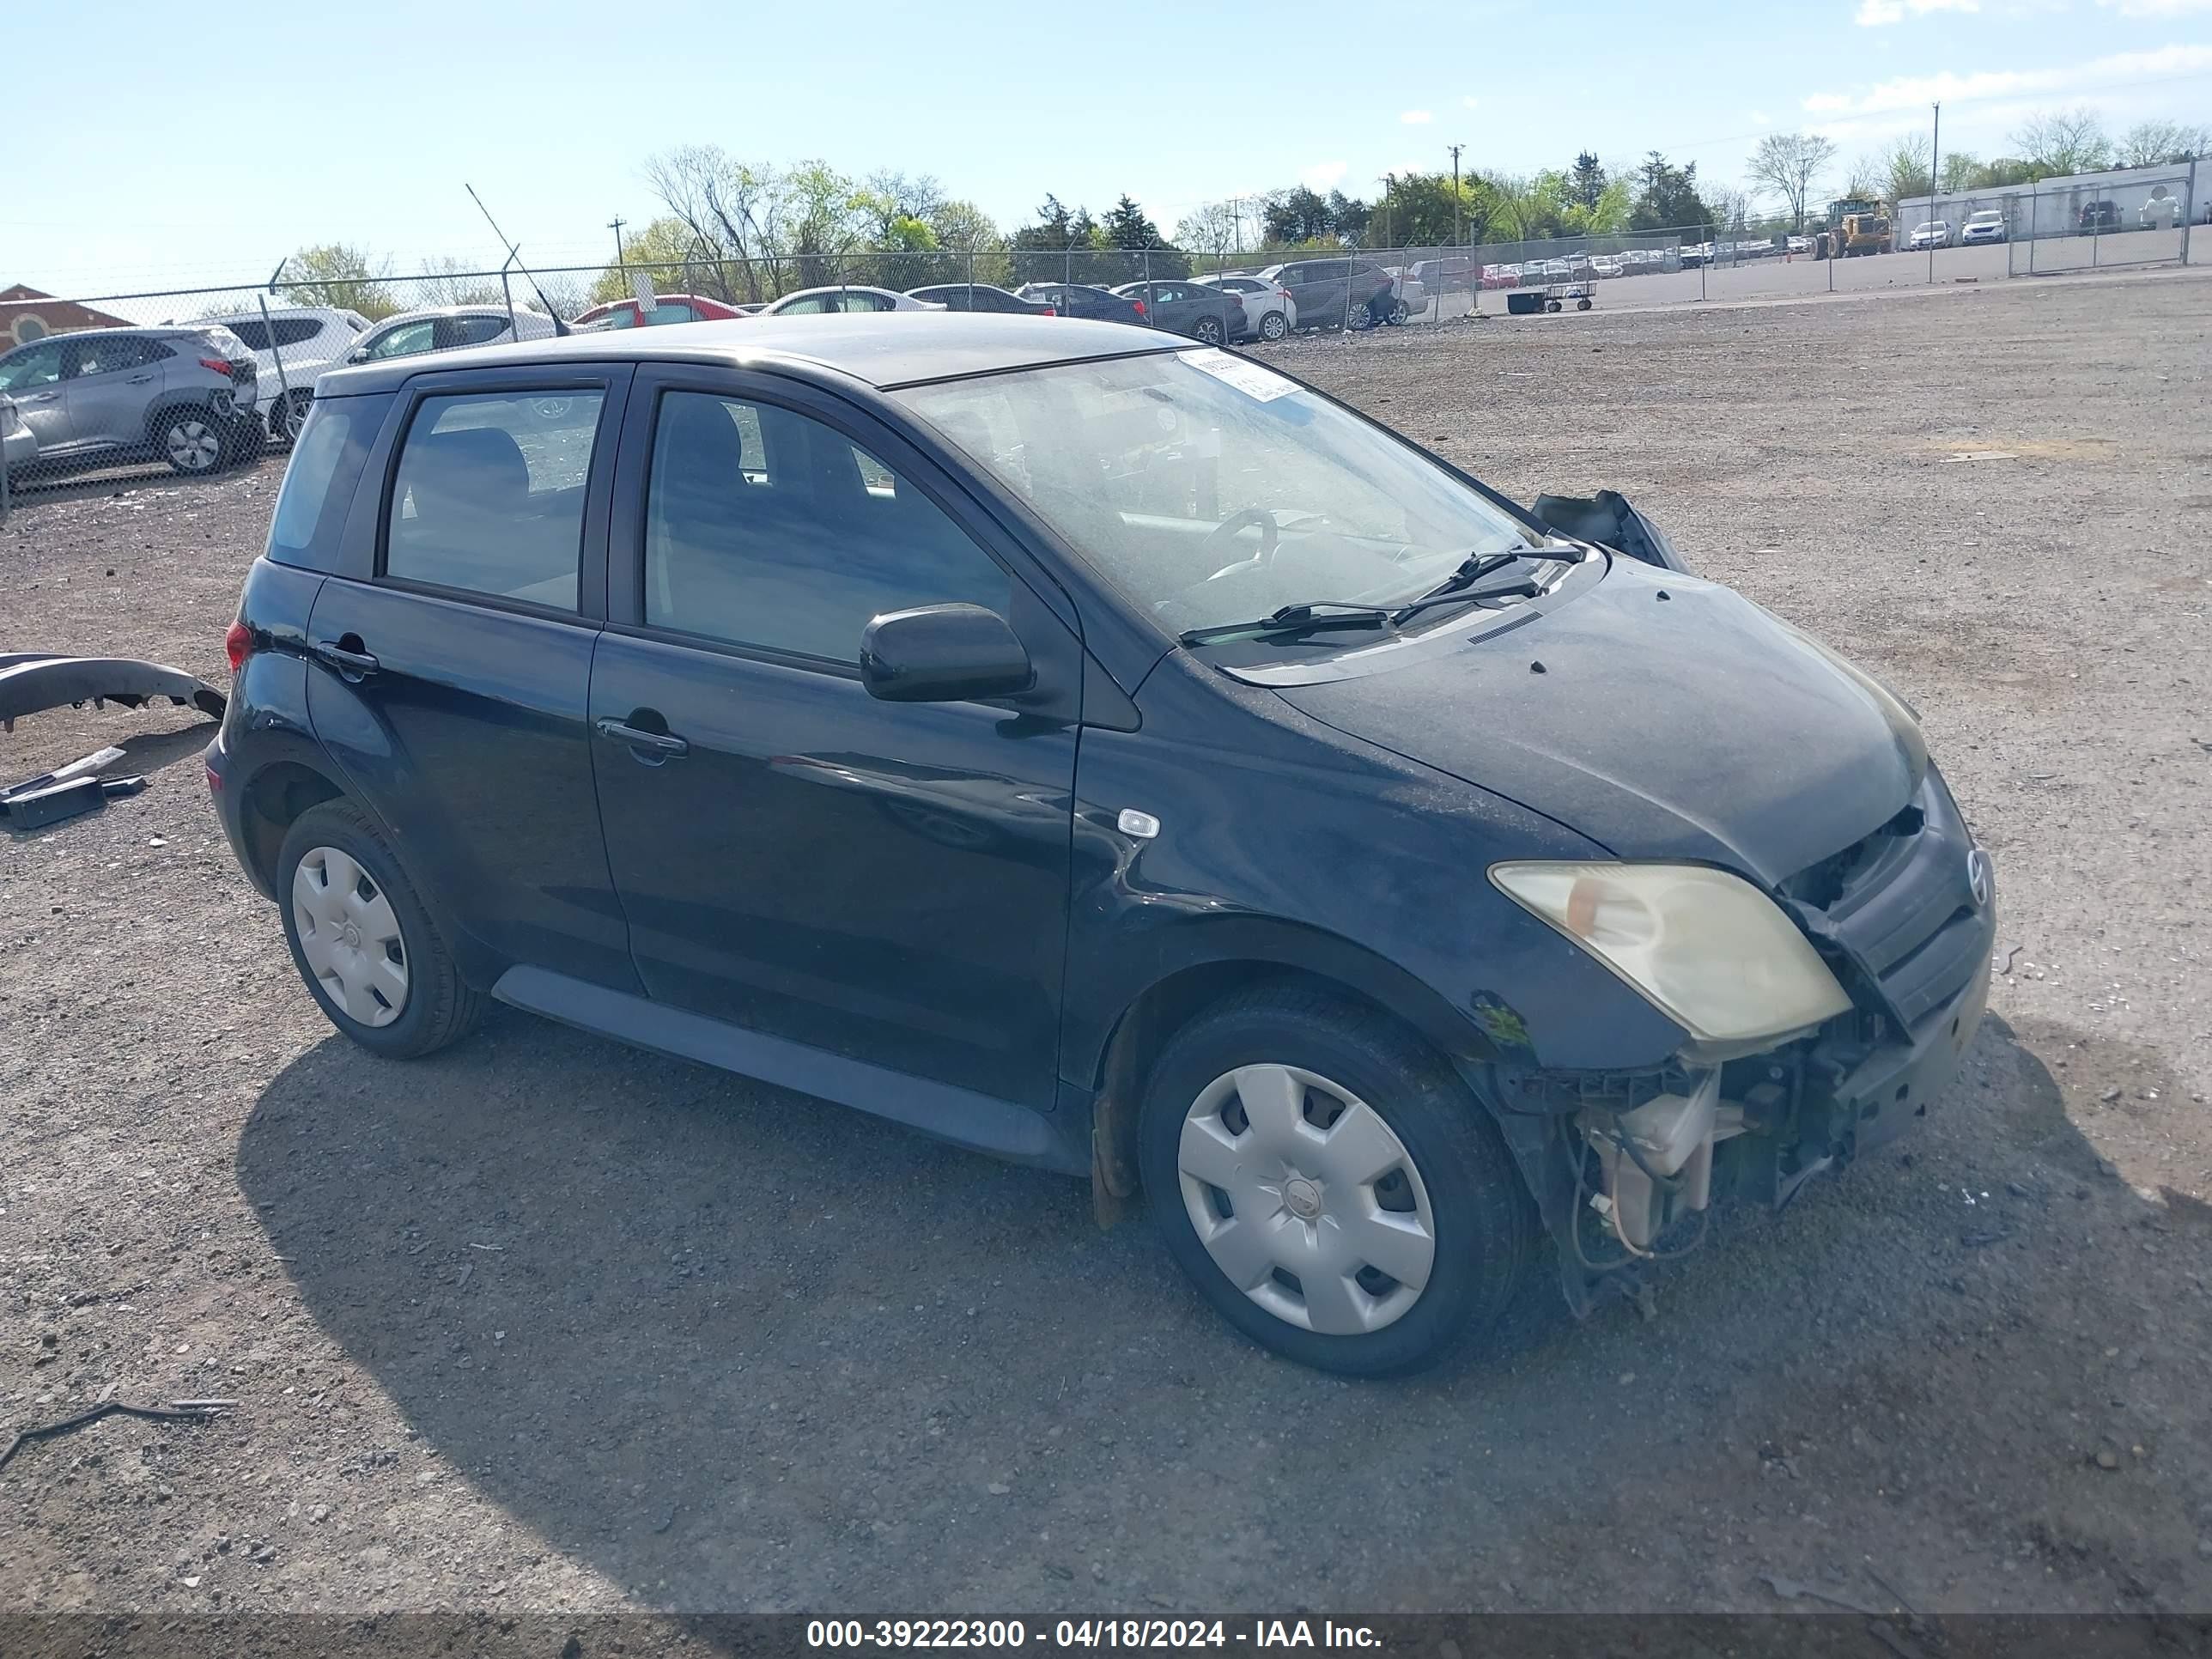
[4,269,2209,1623]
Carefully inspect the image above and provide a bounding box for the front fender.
[1061,663,1688,1089]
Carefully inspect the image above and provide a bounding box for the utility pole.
[1449,143,1464,249]
[1928,101,1941,280]
[609,216,628,272]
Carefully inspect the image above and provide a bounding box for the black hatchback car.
[210,316,1994,1376]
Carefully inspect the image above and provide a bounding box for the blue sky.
[9,0,2210,296]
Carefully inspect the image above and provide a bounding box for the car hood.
[1270,558,1927,888]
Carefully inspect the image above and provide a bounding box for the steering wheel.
[1199,506,1281,580]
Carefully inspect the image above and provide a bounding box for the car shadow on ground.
[234,1005,2210,1614]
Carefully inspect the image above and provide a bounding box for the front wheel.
[1138,987,1536,1376]
[1258,310,1289,342]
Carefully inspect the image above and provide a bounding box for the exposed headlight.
[1490,861,1852,1046]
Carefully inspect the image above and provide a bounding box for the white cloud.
[1401,109,1434,125]
[1461,95,1480,108]
[1749,108,1773,125]
[1802,40,2212,116]
[1304,160,1350,191]
[2097,0,2212,14]
[1855,0,1980,23]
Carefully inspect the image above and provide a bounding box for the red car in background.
[569,294,750,329]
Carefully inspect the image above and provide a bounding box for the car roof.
[366,304,542,328]
[316,313,1187,398]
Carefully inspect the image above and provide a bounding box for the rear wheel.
[1387,297,1410,324]
[1192,315,1225,347]
[277,799,486,1059]
[270,388,313,442]
[1258,310,1289,343]
[1137,986,1536,1376]
[156,408,226,476]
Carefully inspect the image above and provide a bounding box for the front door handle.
[126,374,156,384]
[594,716,690,760]
[312,640,380,681]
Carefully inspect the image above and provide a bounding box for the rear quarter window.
[266,394,391,573]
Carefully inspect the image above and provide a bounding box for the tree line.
[277,106,2209,319]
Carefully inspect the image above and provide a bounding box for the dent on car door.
[302,369,642,992]
[589,373,1082,1109]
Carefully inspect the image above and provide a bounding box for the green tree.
[2011,108,2112,177]
[1098,194,1188,281]
[1326,190,1371,244]
[927,200,1010,286]
[1626,153,1713,237]
[1880,135,1933,203]
[1745,132,1838,230]
[282,243,398,319]
[1938,151,1982,194]
[592,215,706,303]
[2118,119,2210,167]
[1262,185,1336,245]
[1567,152,1607,213]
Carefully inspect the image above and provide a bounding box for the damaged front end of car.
[1479,768,1996,1317]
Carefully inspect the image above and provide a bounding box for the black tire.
[221,414,266,470]
[151,405,228,477]
[276,799,486,1060]
[1136,985,1537,1377]
[1546,299,1563,313]
[270,388,312,442]
[1258,310,1288,343]
[1193,315,1224,346]
[1388,298,1410,325]
[1577,298,1592,311]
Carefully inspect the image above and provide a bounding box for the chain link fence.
[2,165,2201,509]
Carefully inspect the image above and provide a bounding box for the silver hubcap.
[292,845,409,1027]
[1262,313,1286,338]
[1177,1064,1436,1335]
[167,419,220,470]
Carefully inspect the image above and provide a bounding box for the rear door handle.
[594,717,689,759]
[312,641,380,680]
[126,374,156,384]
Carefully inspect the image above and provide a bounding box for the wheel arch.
[1080,945,1496,1223]
[238,758,347,895]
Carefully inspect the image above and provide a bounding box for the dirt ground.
[3,269,2209,1624]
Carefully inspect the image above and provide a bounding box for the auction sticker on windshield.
[1177,348,1299,403]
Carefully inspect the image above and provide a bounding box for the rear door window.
[384,391,607,611]
[267,393,390,571]
[364,320,436,361]
[448,315,513,348]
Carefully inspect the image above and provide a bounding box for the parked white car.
[1589,255,1624,278]
[757,287,945,315]
[1960,210,2007,246]
[2142,191,2181,230]
[344,306,562,368]
[1908,220,1951,250]
[1202,274,1297,342]
[1378,270,1426,320]
[185,305,367,441]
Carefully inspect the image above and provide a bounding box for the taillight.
[1042,307,1056,318]
[199,356,237,378]
[1132,299,1146,315]
[224,620,253,675]
[1278,287,1291,301]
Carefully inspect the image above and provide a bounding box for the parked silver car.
[0,325,261,478]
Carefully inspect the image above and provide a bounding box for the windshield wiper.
[1388,546,1540,621]
[1178,601,1395,646]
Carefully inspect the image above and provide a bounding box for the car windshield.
[896,349,1530,636]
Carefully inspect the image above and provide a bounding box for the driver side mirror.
[861,605,1033,704]
[345,346,368,364]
